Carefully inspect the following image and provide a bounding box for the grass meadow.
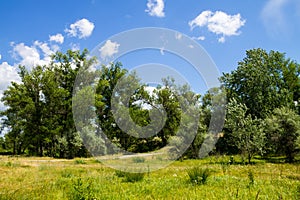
[0,155,300,199]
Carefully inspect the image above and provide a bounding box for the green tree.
[264,107,300,162]
[225,99,266,163]
[1,49,96,158]
[221,48,299,119]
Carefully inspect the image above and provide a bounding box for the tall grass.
[186,166,210,185]
[0,156,299,199]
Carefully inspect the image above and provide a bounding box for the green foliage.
[265,107,300,162]
[225,99,266,163]
[0,49,96,158]
[0,47,299,163]
[221,48,299,119]
[187,166,210,185]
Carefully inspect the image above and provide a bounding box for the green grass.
[0,155,299,199]
[187,166,210,185]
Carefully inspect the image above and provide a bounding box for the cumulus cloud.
[99,40,120,59]
[0,54,2,60]
[12,43,41,67]
[34,41,54,56]
[65,18,95,39]
[49,33,64,44]
[0,62,20,91]
[261,0,290,36]
[145,0,165,18]
[12,41,57,68]
[189,10,246,43]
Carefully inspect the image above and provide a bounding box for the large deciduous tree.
[221,48,300,119]
[0,49,96,158]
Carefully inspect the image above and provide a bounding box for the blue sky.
[0,0,300,108]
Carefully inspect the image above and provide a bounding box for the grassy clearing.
[0,156,300,199]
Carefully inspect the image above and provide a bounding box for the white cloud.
[192,36,206,41]
[145,0,165,18]
[51,44,60,53]
[99,40,120,59]
[12,43,41,67]
[189,10,246,43]
[49,33,64,44]
[34,41,54,56]
[12,41,57,68]
[261,0,290,36]
[0,62,20,91]
[65,18,95,39]
[218,36,225,43]
[0,54,2,60]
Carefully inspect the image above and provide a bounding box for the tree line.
[0,48,299,162]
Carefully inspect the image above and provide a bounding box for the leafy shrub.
[187,166,210,185]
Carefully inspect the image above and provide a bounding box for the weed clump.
[187,166,210,185]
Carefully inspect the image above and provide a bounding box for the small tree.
[225,99,266,163]
[265,107,300,162]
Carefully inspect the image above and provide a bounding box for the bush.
[187,166,210,185]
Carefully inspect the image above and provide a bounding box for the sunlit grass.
[0,155,299,199]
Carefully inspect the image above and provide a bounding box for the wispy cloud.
[145,0,165,18]
[189,10,246,43]
[65,18,95,39]
[261,0,290,37]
